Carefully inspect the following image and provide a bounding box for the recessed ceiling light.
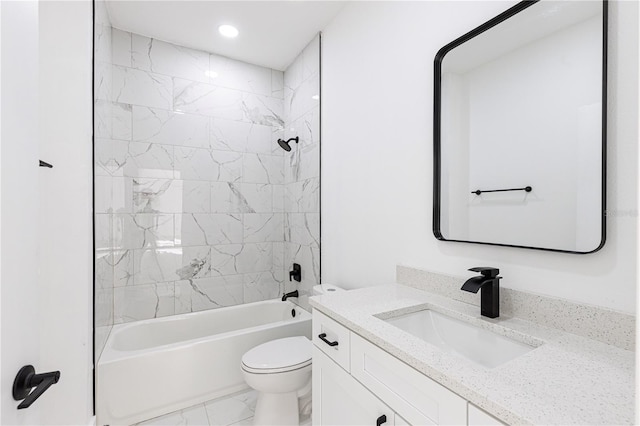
[218,24,239,38]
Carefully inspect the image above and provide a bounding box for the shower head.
[277,137,299,152]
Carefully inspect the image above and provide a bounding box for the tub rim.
[99,299,311,364]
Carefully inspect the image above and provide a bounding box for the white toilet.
[241,336,312,425]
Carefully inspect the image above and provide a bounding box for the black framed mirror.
[433,0,607,254]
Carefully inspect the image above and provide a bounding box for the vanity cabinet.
[313,347,405,426]
[312,310,505,426]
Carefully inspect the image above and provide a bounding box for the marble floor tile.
[134,390,258,426]
[205,390,257,426]
[228,419,253,426]
[135,403,209,426]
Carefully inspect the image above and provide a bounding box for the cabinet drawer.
[351,333,467,425]
[313,310,351,372]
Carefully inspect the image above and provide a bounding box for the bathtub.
[96,299,311,426]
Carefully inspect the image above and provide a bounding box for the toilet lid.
[242,336,312,371]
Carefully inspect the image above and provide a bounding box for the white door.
[1,1,94,424]
[0,1,45,424]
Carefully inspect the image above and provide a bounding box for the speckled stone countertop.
[309,284,635,425]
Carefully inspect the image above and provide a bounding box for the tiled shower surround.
[282,38,321,310]
[94,23,320,347]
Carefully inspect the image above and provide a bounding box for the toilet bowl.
[241,336,312,426]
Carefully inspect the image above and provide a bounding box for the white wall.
[322,1,638,314]
[38,1,93,424]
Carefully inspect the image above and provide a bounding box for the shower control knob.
[289,263,301,282]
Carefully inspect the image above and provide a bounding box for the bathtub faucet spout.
[281,290,299,301]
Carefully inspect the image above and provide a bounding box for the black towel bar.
[472,186,531,195]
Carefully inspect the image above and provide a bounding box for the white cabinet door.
[351,333,467,425]
[468,404,506,426]
[313,347,395,426]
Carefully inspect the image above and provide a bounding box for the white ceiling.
[106,1,346,71]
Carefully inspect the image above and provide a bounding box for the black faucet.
[282,290,299,301]
[461,267,501,318]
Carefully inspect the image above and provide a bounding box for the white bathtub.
[97,300,311,426]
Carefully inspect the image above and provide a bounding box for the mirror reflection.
[435,0,606,253]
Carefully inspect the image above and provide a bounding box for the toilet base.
[253,391,299,425]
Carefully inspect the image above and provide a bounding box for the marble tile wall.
[94,0,113,358]
[282,36,321,311]
[95,28,293,326]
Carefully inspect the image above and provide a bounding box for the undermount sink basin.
[384,309,536,368]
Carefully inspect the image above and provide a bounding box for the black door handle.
[376,414,387,426]
[318,333,339,347]
[13,365,60,409]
